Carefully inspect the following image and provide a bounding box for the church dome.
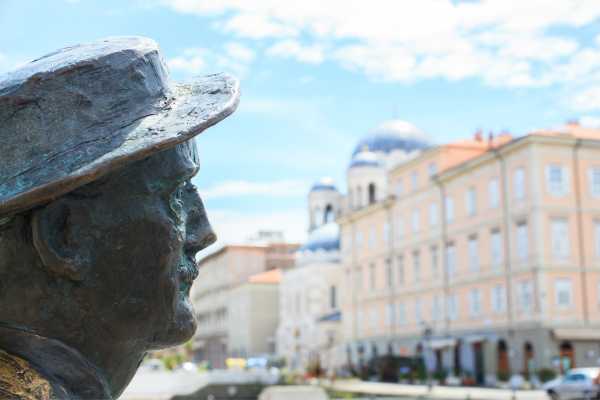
[352,120,429,156]
[310,177,337,192]
[348,149,381,169]
[298,222,339,252]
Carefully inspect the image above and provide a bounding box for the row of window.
[391,165,600,233]
[356,278,575,331]
[352,217,585,291]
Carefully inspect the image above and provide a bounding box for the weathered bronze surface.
[0,37,239,399]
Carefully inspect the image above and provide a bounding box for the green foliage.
[537,368,557,383]
[497,371,510,382]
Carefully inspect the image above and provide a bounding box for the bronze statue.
[0,37,239,399]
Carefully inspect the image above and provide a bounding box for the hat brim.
[0,73,240,217]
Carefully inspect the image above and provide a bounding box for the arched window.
[324,204,334,224]
[313,206,321,228]
[523,342,534,375]
[497,339,509,377]
[368,183,376,204]
[356,186,363,209]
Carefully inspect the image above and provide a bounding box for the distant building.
[191,236,299,368]
[277,178,345,373]
[338,121,600,383]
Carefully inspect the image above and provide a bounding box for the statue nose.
[184,187,217,254]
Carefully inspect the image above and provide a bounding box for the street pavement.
[325,379,549,400]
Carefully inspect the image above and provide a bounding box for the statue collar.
[0,323,112,399]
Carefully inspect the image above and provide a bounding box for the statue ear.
[31,199,84,281]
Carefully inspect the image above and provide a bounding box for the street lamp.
[421,324,434,392]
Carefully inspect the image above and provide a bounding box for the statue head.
[0,37,239,396]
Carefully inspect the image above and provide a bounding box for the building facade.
[339,122,600,383]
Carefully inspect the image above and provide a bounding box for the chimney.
[474,129,483,142]
[488,131,494,147]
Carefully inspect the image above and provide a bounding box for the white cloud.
[199,208,307,256]
[224,42,255,63]
[161,0,600,88]
[167,48,207,74]
[267,40,325,64]
[200,179,309,199]
[596,34,600,46]
[571,87,600,111]
[580,115,600,128]
[167,42,256,77]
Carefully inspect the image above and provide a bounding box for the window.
[491,284,506,313]
[395,180,403,197]
[590,167,600,197]
[397,255,405,284]
[432,295,442,321]
[430,245,438,278]
[411,171,418,191]
[519,281,533,313]
[384,222,390,246]
[396,214,404,240]
[428,162,437,177]
[385,258,393,288]
[446,243,456,279]
[413,250,421,283]
[355,231,363,249]
[468,235,479,272]
[385,303,395,327]
[415,298,422,323]
[555,279,573,308]
[547,164,568,196]
[348,189,354,210]
[368,183,376,204]
[489,178,499,208]
[447,294,458,321]
[429,203,438,226]
[369,263,376,291]
[516,221,528,261]
[466,188,476,216]
[491,229,503,268]
[514,168,525,200]
[330,285,337,309]
[356,186,363,208]
[368,226,376,249]
[398,302,407,325]
[551,218,570,259]
[369,307,378,331]
[412,209,420,232]
[595,221,600,257]
[469,289,482,317]
[445,196,454,222]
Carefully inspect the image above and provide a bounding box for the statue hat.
[0,36,239,218]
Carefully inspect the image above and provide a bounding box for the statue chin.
[152,293,198,349]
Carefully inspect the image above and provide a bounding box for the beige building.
[192,239,298,368]
[339,122,600,383]
[229,269,282,358]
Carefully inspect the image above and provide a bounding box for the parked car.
[545,368,600,400]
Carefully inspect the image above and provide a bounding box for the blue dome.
[352,120,429,156]
[310,177,337,192]
[299,222,340,252]
[348,150,381,169]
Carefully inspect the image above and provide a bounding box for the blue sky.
[2,0,600,245]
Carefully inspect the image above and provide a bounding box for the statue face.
[69,140,215,349]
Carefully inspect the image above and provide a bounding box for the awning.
[463,334,487,343]
[553,328,600,341]
[427,338,457,349]
[317,310,341,323]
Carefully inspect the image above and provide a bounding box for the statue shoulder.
[0,349,54,400]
